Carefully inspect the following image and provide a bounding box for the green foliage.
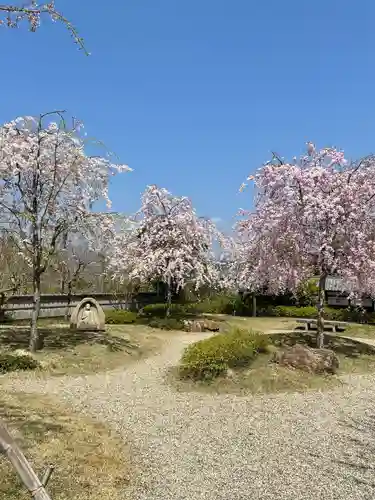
[179,328,268,381]
[273,305,318,318]
[146,317,185,330]
[296,278,319,306]
[105,310,137,324]
[192,294,238,315]
[260,305,375,323]
[0,351,40,373]
[141,303,187,318]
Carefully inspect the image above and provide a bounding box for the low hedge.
[146,317,185,330]
[0,351,40,373]
[192,295,237,315]
[105,310,137,324]
[272,306,318,318]
[264,305,375,323]
[179,328,268,381]
[141,303,187,318]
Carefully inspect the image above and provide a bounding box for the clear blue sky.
[1,0,375,231]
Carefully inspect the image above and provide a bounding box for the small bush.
[193,295,238,315]
[182,303,200,315]
[146,317,185,330]
[273,305,318,318]
[179,328,268,381]
[0,351,40,373]
[141,303,187,318]
[105,310,137,324]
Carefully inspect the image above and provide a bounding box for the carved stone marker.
[70,297,105,332]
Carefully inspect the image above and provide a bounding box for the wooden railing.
[0,421,53,499]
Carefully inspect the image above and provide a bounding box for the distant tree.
[0,113,130,351]
[109,185,228,316]
[0,234,29,293]
[51,231,97,318]
[237,144,375,347]
[0,1,88,53]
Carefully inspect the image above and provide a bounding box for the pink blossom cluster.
[0,114,130,268]
[109,185,228,292]
[235,144,375,298]
[0,2,87,53]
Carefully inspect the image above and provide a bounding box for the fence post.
[0,420,53,500]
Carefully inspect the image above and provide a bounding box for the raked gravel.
[3,332,375,500]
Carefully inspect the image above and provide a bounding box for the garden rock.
[183,319,221,333]
[273,343,339,374]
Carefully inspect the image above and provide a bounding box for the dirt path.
[2,331,375,500]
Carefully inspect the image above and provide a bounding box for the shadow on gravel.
[333,413,375,489]
[0,327,137,352]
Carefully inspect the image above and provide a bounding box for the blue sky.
[1,0,375,232]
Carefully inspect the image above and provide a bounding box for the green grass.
[0,392,131,500]
[205,314,298,333]
[0,324,163,380]
[343,324,375,340]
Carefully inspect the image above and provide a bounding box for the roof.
[325,276,346,291]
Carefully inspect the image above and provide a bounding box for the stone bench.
[296,319,347,333]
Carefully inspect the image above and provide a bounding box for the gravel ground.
[3,332,375,500]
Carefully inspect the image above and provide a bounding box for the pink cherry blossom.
[109,185,229,313]
[0,2,88,54]
[0,112,130,350]
[236,145,375,347]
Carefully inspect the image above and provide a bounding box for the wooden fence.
[2,291,162,320]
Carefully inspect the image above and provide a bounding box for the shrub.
[295,278,319,306]
[0,351,40,373]
[141,303,187,318]
[188,294,238,315]
[105,310,137,324]
[179,328,268,381]
[146,317,185,330]
[273,305,318,318]
[262,305,375,323]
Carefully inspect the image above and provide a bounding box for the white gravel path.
[3,332,375,500]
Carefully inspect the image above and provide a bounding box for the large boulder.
[183,319,221,333]
[273,343,339,374]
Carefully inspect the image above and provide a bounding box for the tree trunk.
[252,293,257,317]
[29,272,42,352]
[316,275,326,349]
[64,282,72,321]
[60,274,66,294]
[166,277,172,317]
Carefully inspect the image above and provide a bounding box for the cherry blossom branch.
[271,151,284,165]
[0,2,88,55]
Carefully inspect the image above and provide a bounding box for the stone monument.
[70,297,105,332]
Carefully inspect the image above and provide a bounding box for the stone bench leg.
[305,323,310,331]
